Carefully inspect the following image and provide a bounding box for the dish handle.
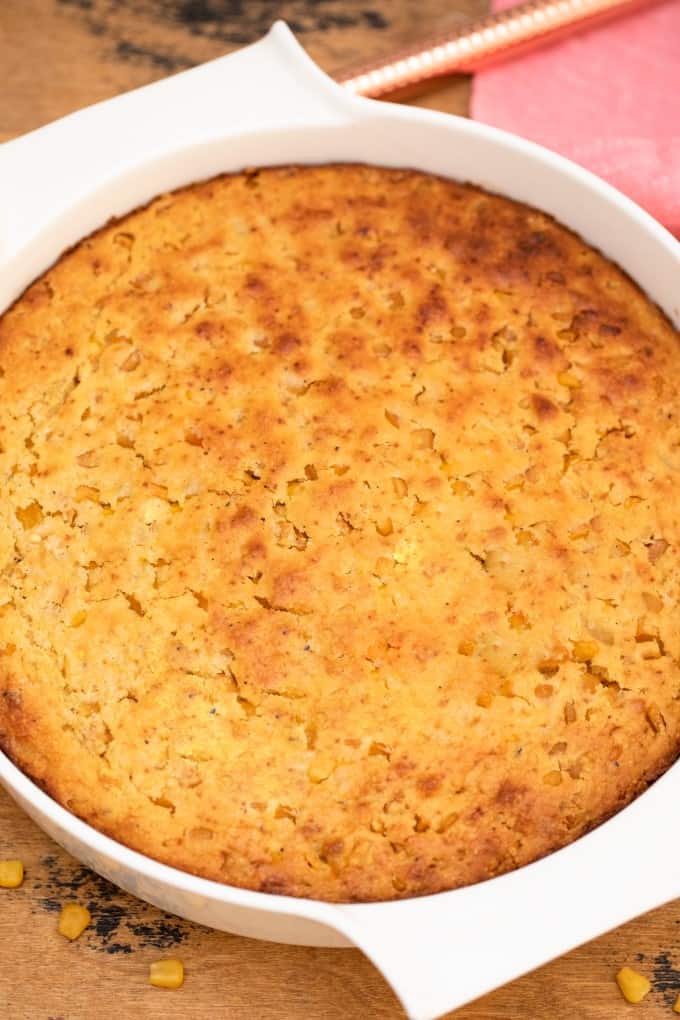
[335,779,680,1020]
[0,21,355,265]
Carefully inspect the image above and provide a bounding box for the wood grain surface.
[1,2,678,1018]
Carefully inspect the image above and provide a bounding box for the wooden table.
[1,3,678,1018]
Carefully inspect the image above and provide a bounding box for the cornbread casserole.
[0,164,678,903]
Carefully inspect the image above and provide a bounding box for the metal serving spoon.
[334,0,661,99]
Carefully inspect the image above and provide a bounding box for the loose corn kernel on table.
[1,2,678,1018]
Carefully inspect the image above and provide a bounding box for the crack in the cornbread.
[0,165,679,903]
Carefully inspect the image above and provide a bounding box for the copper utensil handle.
[335,0,654,98]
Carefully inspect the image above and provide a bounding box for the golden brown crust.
[0,165,678,902]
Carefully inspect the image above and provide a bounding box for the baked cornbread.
[0,165,678,903]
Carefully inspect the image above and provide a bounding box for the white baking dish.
[1,22,679,1020]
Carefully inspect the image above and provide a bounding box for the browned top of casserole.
[0,165,678,902]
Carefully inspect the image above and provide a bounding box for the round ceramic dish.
[0,23,678,1020]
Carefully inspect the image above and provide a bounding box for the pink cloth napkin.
[471,0,680,235]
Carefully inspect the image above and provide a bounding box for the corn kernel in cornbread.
[0,165,678,903]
